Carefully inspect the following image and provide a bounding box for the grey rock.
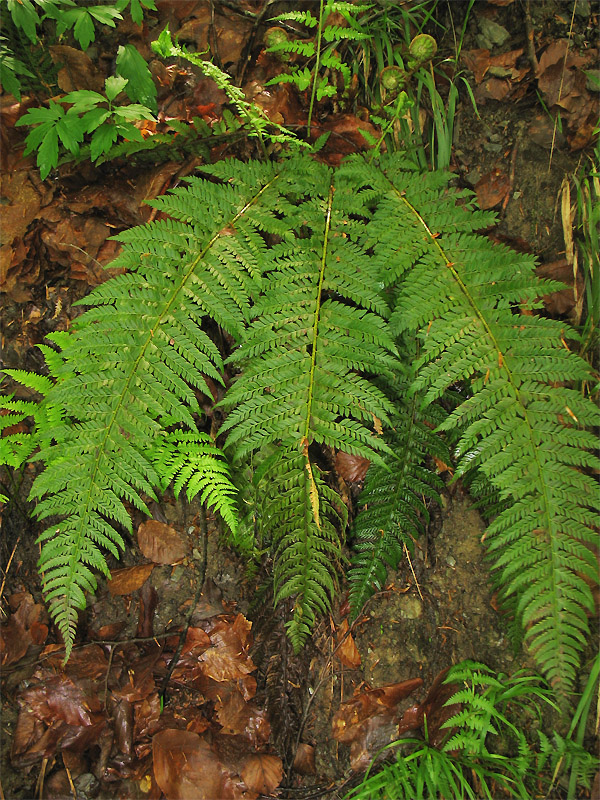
[477,18,510,49]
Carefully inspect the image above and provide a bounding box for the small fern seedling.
[265,1,371,134]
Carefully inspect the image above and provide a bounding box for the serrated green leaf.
[114,122,144,141]
[81,107,111,133]
[72,10,95,50]
[111,103,155,122]
[56,114,85,154]
[104,74,128,102]
[16,101,63,127]
[61,89,104,112]
[37,125,59,179]
[116,44,157,112]
[88,6,123,26]
[7,0,39,43]
[90,122,118,160]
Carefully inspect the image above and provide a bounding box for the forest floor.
[0,1,598,799]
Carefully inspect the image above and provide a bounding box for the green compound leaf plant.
[1,151,598,711]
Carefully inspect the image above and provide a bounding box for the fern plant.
[220,156,397,646]
[1,153,598,703]
[347,153,599,703]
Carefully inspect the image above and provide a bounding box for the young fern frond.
[348,349,449,617]
[363,152,600,702]
[7,159,290,659]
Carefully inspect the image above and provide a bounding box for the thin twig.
[523,0,539,77]
[501,124,524,217]
[0,537,21,609]
[549,1,577,170]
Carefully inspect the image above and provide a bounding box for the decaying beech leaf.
[137,519,187,564]
[241,753,283,794]
[108,563,154,595]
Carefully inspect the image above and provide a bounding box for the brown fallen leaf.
[292,743,316,775]
[153,729,259,800]
[241,753,283,794]
[49,45,104,92]
[0,593,48,665]
[336,619,362,669]
[137,519,187,564]
[537,258,582,317]
[397,667,460,748]
[476,77,511,101]
[349,713,399,772]
[474,167,510,209]
[153,729,223,800]
[332,678,423,743]
[108,563,154,596]
[335,451,371,484]
[310,114,379,166]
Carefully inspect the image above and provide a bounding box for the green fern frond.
[150,431,238,535]
[220,158,396,644]
[321,25,370,42]
[264,446,347,651]
[221,159,397,462]
[369,152,600,702]
[270,10,319,27]
[348,350,449,617]
[19,159,291,659]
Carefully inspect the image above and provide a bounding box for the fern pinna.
[1,153,598,702]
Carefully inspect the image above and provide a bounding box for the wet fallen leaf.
[474,167,510,209]
[241,753,283,794]
[0,171,44,246]
[477,77,511,101]
[537,258,581,316]
[23,674,102,726]
[335,451,370,484]
[182,626,212,654]
[310,114,379,166]
[0,616,31,666]
[349,713,399,772]
[153,729,257,800]
[336,619,362,668]
[536,39,598,149]
[199,615,256,682]
[153,729,222,800]
[397,667,459,747]
[49,45,104,92]
[108,563,155,595]
[113,654,157,702]
[137,519,187,564]
[0,593,49,665]
[332,678,423,743]
[292,742,316,775]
